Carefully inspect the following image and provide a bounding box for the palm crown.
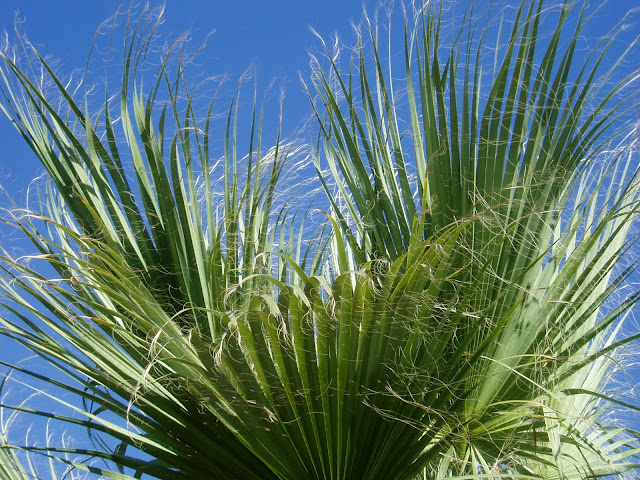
[0,1,639,479]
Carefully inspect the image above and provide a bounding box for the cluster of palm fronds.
[0,0,639,479]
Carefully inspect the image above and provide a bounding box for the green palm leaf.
[0,1,639,479]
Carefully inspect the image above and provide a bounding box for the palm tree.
[0,0,639,478]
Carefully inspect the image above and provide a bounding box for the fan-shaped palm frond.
[0,1,638,479]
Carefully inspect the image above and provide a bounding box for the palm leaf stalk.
[0,0,639,479]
